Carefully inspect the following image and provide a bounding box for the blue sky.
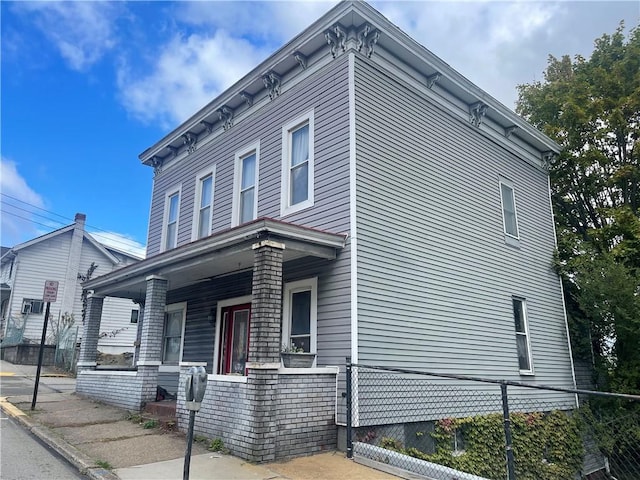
[2,1,638,258]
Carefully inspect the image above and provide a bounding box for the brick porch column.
[246,239,284,462]
[77,293,104,371]
[137,275,167,406]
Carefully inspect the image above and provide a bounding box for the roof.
[139,0,560,170]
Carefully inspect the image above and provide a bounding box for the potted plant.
[281,343,316,368]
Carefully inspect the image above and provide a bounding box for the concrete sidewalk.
[0,360,399,480]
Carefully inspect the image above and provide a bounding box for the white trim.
[282,277,318,364]
[278,366,339,375]
[499,177,520,241]
[162,301,187,366]
[78,370,138,377]
[137,360,162,366]
[191,165,216,241]
[348,53,359,365]
[280,110,315,217]
[213,294,252,374]
[160,185,182,252]
[207,374,248,383]
[513,297,534,375]
[179,361,207,367]
[231,141,260,227]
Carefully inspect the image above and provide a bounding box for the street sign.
[43,280,59,303]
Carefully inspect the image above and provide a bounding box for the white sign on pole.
[43,280,59,303]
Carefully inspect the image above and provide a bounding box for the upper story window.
[192,167,216,240]
[281,111,314,216]
[499,178,519,240]
[162,188,181,251]
[512,297,533,374]
[282,277,317,355]
[232,142,259,226]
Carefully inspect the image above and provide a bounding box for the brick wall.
[176,367,338,461]
[76,371,143,411]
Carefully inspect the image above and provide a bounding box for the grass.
[95,460,113,470]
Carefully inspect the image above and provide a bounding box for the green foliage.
[517,23,640,395]
[208,438,226,453]
[380,411,583,480]
[95,460,113,470]
[142,419,158,429]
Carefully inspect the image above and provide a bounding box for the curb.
[0,397,120,480]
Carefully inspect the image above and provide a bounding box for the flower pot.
[281,352,316,368]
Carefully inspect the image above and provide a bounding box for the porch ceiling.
[83,218,346,300]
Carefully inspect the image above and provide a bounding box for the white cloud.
[89,231,146,260]
[118,30,271,126]
[0,158,47,246]
[15,1,123,71]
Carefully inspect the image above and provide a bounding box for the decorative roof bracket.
[325,24,346,58]
[426,72,441,89]
[262,71,282,100]
[293,51,308,70]
[542,151,557,170]
[469,102,488,127]
[182,132,197,154]
[357,23,379,58]
[150,155,164,176]
[217,106,234,131]
[166,145,179,158]
[239,91,254,107]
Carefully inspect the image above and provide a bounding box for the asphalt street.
[0,410,85,479]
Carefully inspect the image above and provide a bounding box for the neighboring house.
[77,1,576,462]
[0,214,141,356]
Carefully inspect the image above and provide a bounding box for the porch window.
[281,111,314,216]
[512,297,533,374]
[192,166,216,240]
[499,179,519,239]
[162,188,181,251]
[282,278,317,353]
[232,142,259,226]
[162,304,186,364]
[217,303,251,375]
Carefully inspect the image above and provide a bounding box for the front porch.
[76,218,346,461]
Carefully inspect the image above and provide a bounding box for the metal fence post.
[346,356,353,459]
[501,382,516,480]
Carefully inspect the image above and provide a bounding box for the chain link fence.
[346,362,640,480]
[1,315,26,346]
[54,325,78,372]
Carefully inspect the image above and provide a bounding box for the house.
[0,214,141,362]
[77,1,576,462]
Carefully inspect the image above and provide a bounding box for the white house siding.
[353,55,574,412]
[144,56,353,372]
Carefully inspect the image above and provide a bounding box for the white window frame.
[212,295,252,375]
[231,141,260,227]
[512,297,534,375]
[281,277,318,362]
[281,111,314,217]
[499,178,520,241]
[191,165,216,241]
[159,302,187,373]
[161,186,182,252]
[21,298,44,315]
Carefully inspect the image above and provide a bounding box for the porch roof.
[83,218,346,300]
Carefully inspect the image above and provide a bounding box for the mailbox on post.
[184,366,207,411]
[183,366,208,480]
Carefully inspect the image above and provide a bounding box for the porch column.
[138,275,167,405]
[77,293,103,371]
[246,239,284,462]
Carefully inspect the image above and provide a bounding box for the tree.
[517,23,640,393]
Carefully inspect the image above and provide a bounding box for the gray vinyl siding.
[353,56,574,395]
[146,55,352,374]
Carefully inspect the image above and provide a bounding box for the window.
[232,142,259,226]
[192,167,216,240]
[512,298,533,374]
[282,278,317,355]
[22,298,44,315]
[499,179,519,239]
[130,310,139,324]
[162,188,181,251]
[281,111,314,216]
[162,303,186,365]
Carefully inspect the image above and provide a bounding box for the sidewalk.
[0,360,399,480]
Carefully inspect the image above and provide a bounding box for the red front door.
[218,303,251,375]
